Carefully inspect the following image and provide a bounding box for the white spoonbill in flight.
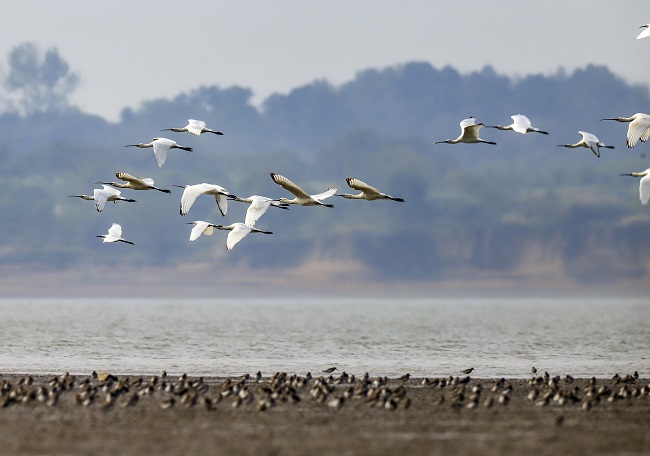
[230,195,290,227]
[212,223,273,251]
[557,131,614,157]
[636,23,650,40]
[270,173,336,207]
[434,117,497,145]
[601,113,650,148]
[162,119,224,136]
[487,114,548,135]
[69,185,136,212]
[98,172,171,193]
[173,183,236,216]
[186,221,218,241]
[96,223,134,245]
[620,167,650,205]
[125,138,192,167]
[336,178,405,202]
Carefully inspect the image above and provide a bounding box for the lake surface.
[0,297,647,378]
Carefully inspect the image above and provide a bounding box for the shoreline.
[1,371,648,455]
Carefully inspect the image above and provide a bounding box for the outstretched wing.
[94,191,108,212]
[151,140,169,167]
[460,117,477,130]
[245,196,272,227]
[107,223,122,240]
[311,186,337,201]
[640,175,650,205]
[214,194,229,216]
[510,114,531,134]
[270,173,311,199]
[179,184,205,215]
[115,172,140,183]
[627,116,650,148]
[187,119,206,136]
[226,224,251,251]
[346,178,381,196]
[93,185,119,212]
[189,221,213,241]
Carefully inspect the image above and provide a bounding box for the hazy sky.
[2,1,648,121]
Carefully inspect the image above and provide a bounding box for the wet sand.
[0,371,648,456]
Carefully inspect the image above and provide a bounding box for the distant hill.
[1,61,649,290]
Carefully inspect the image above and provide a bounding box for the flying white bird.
[601,113,650,148]
[636,23,650,40]
[620,167,650,205]
[162,119,224,136]
[173,183,235,216]
[96,223,134,245]
[230,195,290,227]
[98,172,171,193]
[186,220,218,241]
[125,138,192,167]
[487,114,549,135]
[69,185,136,212]
[557,131,614,157]
[434,117,497,145]
[270,173,336,207]
[211,223,273,251]
[336,178,405,202]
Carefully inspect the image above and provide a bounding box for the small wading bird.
[96,223,134,245]
[186,221,218,241]
[619,167,650,205]
[98,172,171,193]
[174,183,235,216]
[434,117,497,145]
[270,172,336,207]
[600,113,650,148]
[557,131,614,157]
[336,178,405,202]
[69,185,136,212]
[487,114,548,135]
[211,223,273,251]
[636,23,650,40]
[125,138,192,167]
[230,195,290,227]
[461,367,475,375]
[162,119,224,136]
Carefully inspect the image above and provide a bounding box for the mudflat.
[0,371,648,456]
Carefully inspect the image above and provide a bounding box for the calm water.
[0,297,647,378]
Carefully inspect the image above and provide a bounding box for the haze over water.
[1,297,647,378]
